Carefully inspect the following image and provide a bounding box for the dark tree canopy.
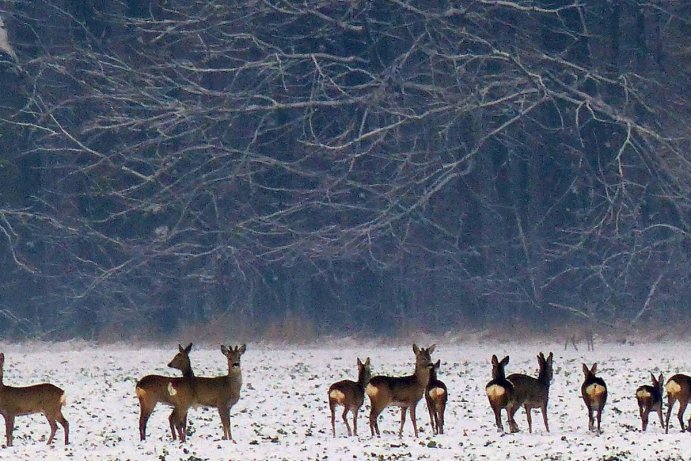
[0,1,688,339]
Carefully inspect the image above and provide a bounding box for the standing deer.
[664,373,691,433]
[507,352,554,433]
[635,372,664,431]
[0,352,69,447]
[328,357,371,437]
[485,354,518,433]
[168,344,246,442]
[581,363,607,433]
[425,359,447,435]
[135,343,194,441]
[366,344,435,438]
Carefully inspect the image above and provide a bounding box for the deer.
[581,363,607,433]
[635,372,663,431]
[664,373,691,433]
[485,354,518,433]
[0,352,69,447]
[168,344,246,442]
[507,352,554,433]
[366,344,435,438]
[425,359,447,435]
[135,343,194,441]
[328,357,371,437]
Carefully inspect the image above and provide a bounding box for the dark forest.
[0,1,688,340]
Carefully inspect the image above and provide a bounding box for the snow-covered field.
[0,339,689,460]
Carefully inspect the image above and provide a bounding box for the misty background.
[0,1,688,341]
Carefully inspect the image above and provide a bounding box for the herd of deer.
[0,343,689,448]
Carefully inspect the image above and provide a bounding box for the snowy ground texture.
[0,339,689,461]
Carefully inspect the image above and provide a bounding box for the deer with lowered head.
[328,357,371,437]
[135,343,195,441]
[507,352,554,433]
[366,344,435,438]
[425,359,447,435]
[581,363,607,433]
[635,372,663,432]
[0,352,69,447]
[664,373,691,433]
[168,344,246,442]
[485,354,518,433]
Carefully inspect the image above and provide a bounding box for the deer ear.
[547,352,553,362]
[412,344,420,355]
[185,343,193,353]
[582,363,590,376]
[221,345,229,356]
[434,359,441,369]
[590,363,598,374]
[501,356,510,366]
[357,357,363,366]
[491,354,499,365]
[428,344,436,354]
[239,344,247,354]
[658,373,664,386]
[365,357,370,366]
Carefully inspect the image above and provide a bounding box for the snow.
[0,340,689,460]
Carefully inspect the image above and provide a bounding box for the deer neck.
[415,364,432,387]
[357,370,369,390]
[183,368,195,378]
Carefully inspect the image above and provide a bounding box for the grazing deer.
[636,372,663,431]
[168,344,246,442]
[328,357,371,437]
[425,359,447,435]
[664,373,691,433]
[581,363,607,433]
[485,354,518,433]
[564,325,594,351]
[0,352,69,447]
[135,343,194,441]
[366,344,435,438]
[508,352,554,433]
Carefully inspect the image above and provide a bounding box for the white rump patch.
[636,389,651,399]
[429,388,446,399]
[665,380,682,396]
[167,382,178,396]
[586,383,605,399]
[329,389,346,404]
[486,384,505,399]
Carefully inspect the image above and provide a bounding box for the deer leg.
[369,407,381,437]
[677,401,688,432]
[138,402,153,441]
[352,406,360,437]
[168,410,178,440]
[426,399,436,434]
[218,407,231,441]
[587,406,594,432]
[45,415,58,445]
[398,407,408,437]
[596,407,603,433]
[5,415,14,447]
[525,405,533,433]
[541,404,549,432]
[341,407,352,436]
[641,407,649,431]
[57,412,69,445]
[506,404,519,433]
[656,407,664,429]
[665,398,675,433]
[410,404,419,438]
[491,404,503,433]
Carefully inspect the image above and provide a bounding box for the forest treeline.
[0,1,688,339]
